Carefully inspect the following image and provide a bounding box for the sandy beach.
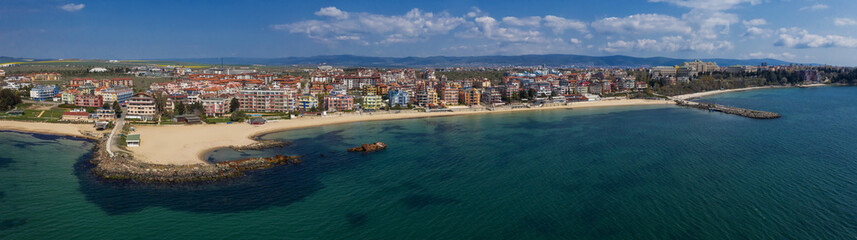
[671,84,828,100]
[130,99,674,165]
[0,121,98,139]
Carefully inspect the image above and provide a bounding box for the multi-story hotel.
[297,94,319,111]
[362,94,382,111]
[459,88,481,106]
[126,93,157,121]
[74,94,103,108]
[324,93,354,112]
[99,87,133,104]
[201,97,231,116]
[237,88,297,112]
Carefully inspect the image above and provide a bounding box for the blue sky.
[2,0,857,65]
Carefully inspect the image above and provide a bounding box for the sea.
[2,86,857,239]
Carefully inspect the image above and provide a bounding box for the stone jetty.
[89,138,301,183]
[675,100,781,119]
[230,139,291,152]
[347,142,388,153]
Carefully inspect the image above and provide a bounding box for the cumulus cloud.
[60,3,85,12]
[542,15,588,34]
[742,18,766,26]
[747,52,796,60]
[834,18,857,26]
[473,16,543,42]
[601,35,732,53]
[648,0,762,11]
[775,28,857,48]
[502,16,541,27]
[315,6,348,19]
[592,14,691,35]
[800,4,829,11]
[274,7,465,44]
[570,38,582,44]
[682,10,738,39]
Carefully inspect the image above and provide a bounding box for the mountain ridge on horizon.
[164,54,800,68]
[1,54,804,68]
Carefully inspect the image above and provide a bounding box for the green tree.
[175,101,186,115]
[229,111,247,122]
[229,98,240,113]
[112,101,122,117]
[0,89,22,111]
[102,102,110,110]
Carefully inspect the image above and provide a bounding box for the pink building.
[74,94,103,108]
[324,94,354,112]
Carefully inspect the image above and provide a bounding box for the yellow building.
[363,94,382,111]
[26,72,61,81]
[459,88,481,106]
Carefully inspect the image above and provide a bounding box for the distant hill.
[0,56,54,64]
[168,54,796,68]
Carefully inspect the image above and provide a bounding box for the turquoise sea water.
[3,86,857,239]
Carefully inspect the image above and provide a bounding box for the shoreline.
[0,121,103,140]
[133,99,673,165]
[671,83,828,100]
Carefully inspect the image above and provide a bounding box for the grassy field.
[1,108,68,121]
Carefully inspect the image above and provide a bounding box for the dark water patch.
[380,124,407,132]
[345,212,368,227]
[399,194,460,209]
[0,191,5,200]
[0,157,12,168]
[0,218,27,231]
[75,136,374,215]
[517,214,560,236]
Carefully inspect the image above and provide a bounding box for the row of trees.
[0,89,22,111]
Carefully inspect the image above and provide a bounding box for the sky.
[2,0,857,65]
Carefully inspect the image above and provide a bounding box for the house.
[61,89,78,104]
[96,109,116,121]
[61,110,91,122]
[173,114,202,124]
[249,117,266,125]
[126,134,141,147]
[126,93,157,121]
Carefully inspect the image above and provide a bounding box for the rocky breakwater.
[676,100,781,119]
[347,142,388,153]
[89,139,302,183]
[230,139,291,152]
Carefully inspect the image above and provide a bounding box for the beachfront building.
[201,97,231,117]
[440,88,458,105]
[388,89,410,108]
[481,87,503,105]
[96,109,116,121]
[363,94,382,111]
[414,90,438,107]
[100,87,133,104]
[61,110,91,122]
[459,88,481,106]
[297,94,319,111]
[126,93,157,121]
[324,93,354,112]
[237,88,297,113]
[29,85,58,101]
[74,94,103,108]
[126,134,141,147]
[25,72,61,81]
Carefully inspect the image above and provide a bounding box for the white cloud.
[800,4,829,11]
[776,28,857,48]
[570,38,582,44]
[648,0,761,11]
[592,14,691,35]
[274,7,465,44]
[543,15,588,34]
[742,18,766,26]
[60,3,85,12]
[747,52,796,59]
[682,10,739,39]
[315,6,348,19]
[502,16,542,27]
[601,35,732,53]
[834,18,857,26]
[473,16,543,42]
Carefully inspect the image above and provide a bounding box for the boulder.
[348,142,387,152]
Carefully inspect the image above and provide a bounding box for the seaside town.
[0,59,839,182]
[0,60,831,126]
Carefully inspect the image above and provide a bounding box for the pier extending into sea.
[675,100,781,119]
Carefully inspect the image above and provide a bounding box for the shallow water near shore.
[3,86,857,239]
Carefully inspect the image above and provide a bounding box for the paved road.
[105,108,129,157]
